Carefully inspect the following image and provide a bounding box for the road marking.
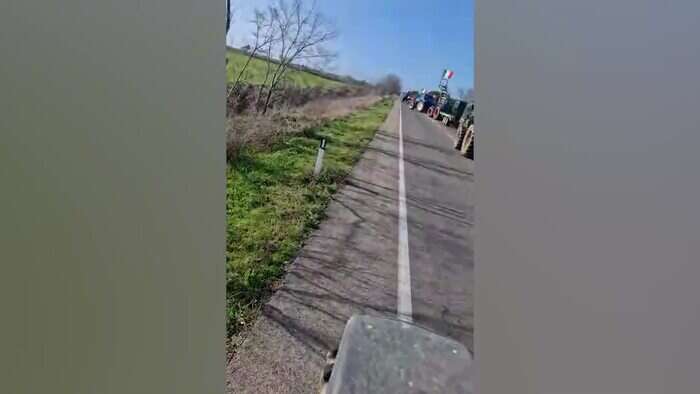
[397,103,413,322]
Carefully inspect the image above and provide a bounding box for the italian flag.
[443,69,455,79]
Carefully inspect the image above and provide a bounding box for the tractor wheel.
[454,122,466,150]
[416,102,424,112]
[460,124,475,157]
[433,110,441,121]
[319,347,338,394]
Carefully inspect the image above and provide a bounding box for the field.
[226,49,346,89]
[226,98,392,337]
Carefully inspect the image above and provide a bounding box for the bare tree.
[256,5,280,109]
[228,8,279,99]
[376,74,402,95]
[257,0,338,114]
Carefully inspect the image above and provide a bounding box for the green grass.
[226,49,345,89]
[226,99,392,336]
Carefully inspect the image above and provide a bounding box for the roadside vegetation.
[226,99,392,337]
[225,0,401,341]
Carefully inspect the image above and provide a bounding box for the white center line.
[397,103,413,323]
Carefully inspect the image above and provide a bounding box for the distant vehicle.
[401,90,418,103]
[408,92,438,112]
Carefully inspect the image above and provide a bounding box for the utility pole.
[226,0,231,36]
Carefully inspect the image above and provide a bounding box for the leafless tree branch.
[228,8,280,99]
[257,0,338,114]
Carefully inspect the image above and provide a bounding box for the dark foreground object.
[323,315,473,393]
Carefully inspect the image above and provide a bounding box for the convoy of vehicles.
[408,91,439,113]
[404,71,475,160]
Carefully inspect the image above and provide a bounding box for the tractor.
[434,97,468,127]
[408,91,438,113]
[401,90,418,103]
[425,69,453,120]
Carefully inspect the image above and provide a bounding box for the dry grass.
[226,83,375,117]
[226,112,317,162]
[226,94,384,162]
[298,95,383,119]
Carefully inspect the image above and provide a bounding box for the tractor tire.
[460,124,475,158]
[416,102,424,112]
[454,121,466,150]
[426,107,433,117]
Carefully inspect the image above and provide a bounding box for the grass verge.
[226,98,392,337]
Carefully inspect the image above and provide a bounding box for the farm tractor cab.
[408,90,439,113]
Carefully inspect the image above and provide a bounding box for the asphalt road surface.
[227,100,474,393]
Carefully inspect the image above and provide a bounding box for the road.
[227,100,474,393]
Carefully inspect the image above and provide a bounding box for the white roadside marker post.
[313,138,327,178]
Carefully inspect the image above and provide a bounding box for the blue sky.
[227,0,473,94]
